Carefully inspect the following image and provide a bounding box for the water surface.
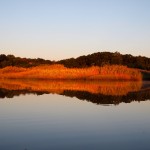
[0,80,150,150]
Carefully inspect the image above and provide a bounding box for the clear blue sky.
[0,0,150,60]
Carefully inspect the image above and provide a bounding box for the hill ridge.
[0,51,150,70]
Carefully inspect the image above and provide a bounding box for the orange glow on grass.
[0,64,142,81]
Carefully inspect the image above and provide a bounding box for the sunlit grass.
[0,64,142,81]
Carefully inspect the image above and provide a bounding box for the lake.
[0,80,150,150]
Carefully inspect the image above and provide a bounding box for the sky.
[0,0,150,60]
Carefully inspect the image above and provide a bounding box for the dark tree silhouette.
[0,52,150,71]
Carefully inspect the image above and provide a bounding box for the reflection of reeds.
[0,64,142,80]
[0,79,142,96]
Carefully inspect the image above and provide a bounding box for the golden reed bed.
[0,79,142,96]
[0,64,142,81]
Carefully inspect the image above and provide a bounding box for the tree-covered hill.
[0,52,150,71]
[0,54,52,68]
[58,52,150,70]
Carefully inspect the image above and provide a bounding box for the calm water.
[0,80,150,150]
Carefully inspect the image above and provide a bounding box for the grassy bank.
[0,64,142,81]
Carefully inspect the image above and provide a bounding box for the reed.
[0,64,142,81]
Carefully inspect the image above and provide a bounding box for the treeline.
[0,52,150,70]
[59,52,150,70]
[0,54,52,68]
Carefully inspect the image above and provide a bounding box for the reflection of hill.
[0,79,142,95]
[0,79,150,105]
[0,88,48,98]
[62,89,150,105]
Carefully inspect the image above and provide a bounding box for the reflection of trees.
[61,89,150,105]
[0,88,48,98]
[0,79,149,105]
[0,87,150,106]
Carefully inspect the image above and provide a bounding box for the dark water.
[0,80,150,150]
